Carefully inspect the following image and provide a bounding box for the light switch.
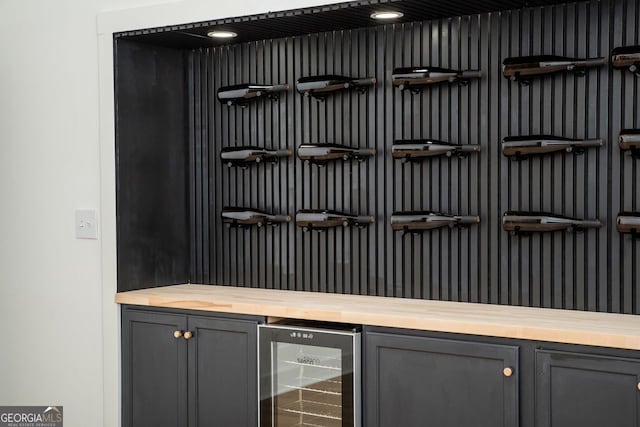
[75,209,98,239]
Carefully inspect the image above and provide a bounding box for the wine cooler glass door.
[259,325,358,427]
[274,342,343,426]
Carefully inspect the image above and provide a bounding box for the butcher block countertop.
[116,284,640,350]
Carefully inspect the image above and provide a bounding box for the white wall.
[0,0,345,426]
[0,1,106,426]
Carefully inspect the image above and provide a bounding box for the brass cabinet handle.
[637,382,640,391]
[503,367,514,377]
[183,331,193,340]
[173,330,183,339]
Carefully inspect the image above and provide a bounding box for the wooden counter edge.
[115,285,640,351]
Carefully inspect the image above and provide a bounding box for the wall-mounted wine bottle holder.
[502,211,603,235]
[392,140,480,161]
[221,207,291,229]
[392,67,481,93]
[502,55,606,85]
[502,135,603,159]
[216,83,289,107]
[391,212,480,235]
[296,210,375,232]
[617,213,640,237]
[164,0,640,312]
[612,45,640,76]
[619,130,640,157]
[297,143,376,165]
[220,146,292,168]
[296,75,376,100]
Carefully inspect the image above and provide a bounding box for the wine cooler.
[259,322,361,427]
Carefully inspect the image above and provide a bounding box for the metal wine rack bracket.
[297,144,376,165]
[502,55,606,85]
[502,136,603,160]
[611,45,640,77]
[391,212,480,235]
[220,147,293,169]
[392,67,482,94]
[617,214,640,237]
[392,140,481,162]
[216,83,289,107]
[502,211,603,236]
[296,210,375,232]
[296,75,376,101]
[221,208,292,229]
[619,130,640,158]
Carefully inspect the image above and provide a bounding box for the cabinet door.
[122,309,188,427]
[366,332,519,427]
[536,349,640,427]
[188,316,258,427]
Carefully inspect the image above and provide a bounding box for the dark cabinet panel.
[536,349,640,427]
[122,310,188,427]
[122,307,261,427]
[115,39,189,292]
[365,331,519,427]
[188,316,258,427]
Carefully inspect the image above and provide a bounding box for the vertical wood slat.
[186,0,636,314]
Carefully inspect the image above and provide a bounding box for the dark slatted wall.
[188,0,640,313]
[611,0,640,314]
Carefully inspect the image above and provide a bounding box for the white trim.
[97,25,120,427]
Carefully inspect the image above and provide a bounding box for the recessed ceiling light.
[370,11,404,20]
[207,30,238,39]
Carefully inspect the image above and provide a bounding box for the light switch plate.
[75,209,98,239]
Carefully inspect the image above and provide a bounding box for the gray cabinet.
[122,309,187,427]
[365,331,519,427]
[121,309,640,427]
[122,307,260,427]
[535,349,640,427]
